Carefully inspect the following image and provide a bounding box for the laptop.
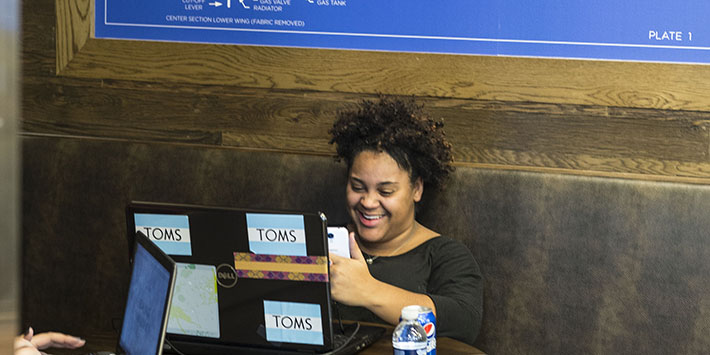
[95,230,177,355]
[125,201,385,355]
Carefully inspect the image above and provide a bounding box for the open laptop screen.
[118,232,176,355]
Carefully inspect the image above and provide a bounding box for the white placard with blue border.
[263,300,323,346]
[135,213,192,256]
[246,213,306,256]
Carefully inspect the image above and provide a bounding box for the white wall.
[0,0,21,350]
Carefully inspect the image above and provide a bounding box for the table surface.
[50,326,485,354]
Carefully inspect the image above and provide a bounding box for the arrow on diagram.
[209,1,223,7]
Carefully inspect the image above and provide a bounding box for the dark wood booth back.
[22,135,710,354]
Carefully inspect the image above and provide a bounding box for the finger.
[35,332,85,349]
[51,333,86,348]
[329,253,345,264]
[23,327,34,341]
[31,332,85,349]
[349,232,365,261]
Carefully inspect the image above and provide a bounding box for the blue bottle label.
[394,349,427,355]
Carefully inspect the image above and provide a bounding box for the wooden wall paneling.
[55,0,91,72]
[56,0,710,111]
[22,78,362,147]
[428,98,710,182]
[22,69,710,183]
[441,102,705,160]
[25,0,58,78]
[17,0,710,183]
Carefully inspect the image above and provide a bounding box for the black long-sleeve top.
[336,236,483,345]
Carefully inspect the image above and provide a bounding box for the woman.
[328,96,483,345]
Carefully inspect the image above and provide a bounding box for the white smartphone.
[327,226,351,258]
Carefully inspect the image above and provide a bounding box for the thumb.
[349,232,365,262]
[24,327,33,341]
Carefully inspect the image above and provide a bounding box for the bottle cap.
[401,305,420,320]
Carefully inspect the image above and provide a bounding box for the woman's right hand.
[329,232,378,306]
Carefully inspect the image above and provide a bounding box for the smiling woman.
[327,96,483,345]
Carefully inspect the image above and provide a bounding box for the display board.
[95,0,710,64]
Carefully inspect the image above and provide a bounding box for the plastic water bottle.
[392,306,427,355]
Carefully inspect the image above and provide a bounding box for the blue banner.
[96,0,710,64]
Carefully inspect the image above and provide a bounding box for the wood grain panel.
[221,133,334,155]
[439,104,709,161]
[22,77,710,182]
[21,80,357,143]
[458,151,710,183]
[54,0,710,111]
[24,0,57,77]
[55,0,91,72]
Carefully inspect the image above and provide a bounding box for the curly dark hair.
[329,96,454,190]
